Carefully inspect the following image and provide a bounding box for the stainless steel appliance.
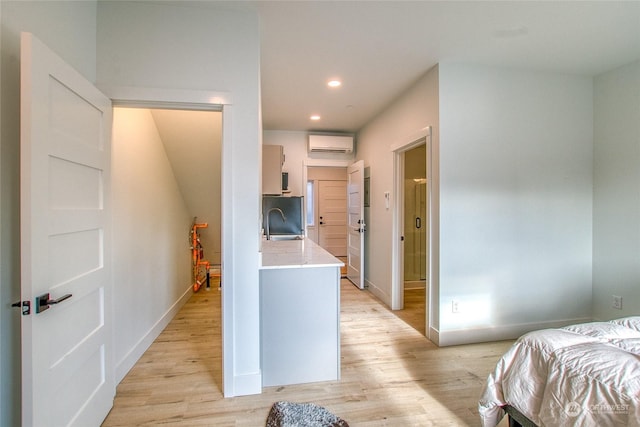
[262,196,304,239]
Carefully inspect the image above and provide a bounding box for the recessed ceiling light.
[327,80,342,88]
[310,115,321,121]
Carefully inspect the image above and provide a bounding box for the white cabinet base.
[260,266,340,387]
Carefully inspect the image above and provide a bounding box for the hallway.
[102,280,512,426]
[395,287,426,336]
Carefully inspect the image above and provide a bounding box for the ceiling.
[169,1,639,134]
[223,1,639,134]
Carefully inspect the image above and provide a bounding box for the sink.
[268,235,304,241]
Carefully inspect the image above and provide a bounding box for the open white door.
[20,32,114,426]
[346,160,365,289]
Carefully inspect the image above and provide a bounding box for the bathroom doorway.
[391,126,432,339]
[402,144,427,334]
[404,144,427,285]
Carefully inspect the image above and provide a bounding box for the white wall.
[152,109,222,265]
[111,107,193,381]
[356,65,440,309]
[0,1,99,424]
[357,63,594,346]
[97,1,261,396]
[593,60,640,321]
[263,130,355,198]
[437,63,594,345]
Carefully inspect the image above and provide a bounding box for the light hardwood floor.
[395,287,426,336]
[102,279,513,426]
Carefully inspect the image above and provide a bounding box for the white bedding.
[479,317,640,426]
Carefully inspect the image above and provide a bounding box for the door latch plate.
[11,300,31,315]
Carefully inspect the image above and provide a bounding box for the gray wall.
[437,63,594,344]
[593,60,640,320]
[356,63,595,346]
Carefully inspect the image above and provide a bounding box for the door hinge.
[11,300,31,315]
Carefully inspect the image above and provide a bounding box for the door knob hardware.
[11,300,31,315]
[35,293,72,314]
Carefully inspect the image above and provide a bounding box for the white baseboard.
[230,371,263,397]
[431,316,593,347]
[115,284,193,384]
[365,279,391,307]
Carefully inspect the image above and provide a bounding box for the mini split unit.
[308,133,354,154]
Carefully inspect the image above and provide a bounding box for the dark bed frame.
[504,405,539,427]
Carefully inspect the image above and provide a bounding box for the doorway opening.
[391,126,432,339]
[303,159,352,276]
[306,166,348,276]
[401,144,427,334]
[111,105,223,390]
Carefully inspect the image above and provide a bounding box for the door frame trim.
[107,86,234,396]
[303,159,351,239]
[391,126,433,338]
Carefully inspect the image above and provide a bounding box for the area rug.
[265,401,349,427]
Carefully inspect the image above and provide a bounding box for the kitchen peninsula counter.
[259,237,344,387]
[260,237,344,269]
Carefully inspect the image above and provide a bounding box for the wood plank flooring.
[394,287,426,335]
[102,279,513,426]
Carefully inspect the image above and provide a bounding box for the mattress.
[479,317,640,426]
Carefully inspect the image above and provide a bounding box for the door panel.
[318,180,347,257]
[20,32,113,426]
[404,180,427,281]
[347,161,365,289]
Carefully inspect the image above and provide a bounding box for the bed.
[478,317,640,426]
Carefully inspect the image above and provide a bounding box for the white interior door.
[20,32,114,426]
[347,160,365,289]
[318,180,347,257]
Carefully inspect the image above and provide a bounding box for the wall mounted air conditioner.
[308,133,354,154]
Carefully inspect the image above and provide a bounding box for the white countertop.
[260,237,344,269]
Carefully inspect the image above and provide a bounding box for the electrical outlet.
[612,295,623,310]
[452,300,460,313]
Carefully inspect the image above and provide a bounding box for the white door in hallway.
[318,180,347,257]
[347,160,365,289]
[20,32,114,426]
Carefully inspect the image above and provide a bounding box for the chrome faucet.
[266,207,286,240]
